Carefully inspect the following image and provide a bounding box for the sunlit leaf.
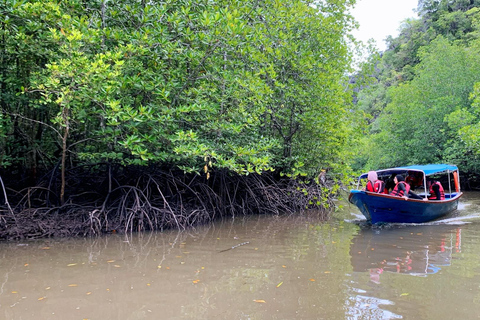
[400,293,409,296]
[276,282,283,288]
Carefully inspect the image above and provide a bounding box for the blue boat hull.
[348,190,462,224]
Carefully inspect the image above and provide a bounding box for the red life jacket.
[383,187,390,194]
[366,180,385,193]
[428,181,445,200]
[406,172,423,188]
[390,181,410,197]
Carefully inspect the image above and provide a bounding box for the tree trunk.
[60,107,69,205]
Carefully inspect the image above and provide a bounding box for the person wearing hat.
[390,174,410,200]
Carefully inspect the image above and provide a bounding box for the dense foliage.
[0,0,358,237]
[353,0,480,182]
[0,0,351,173]
[0,0,357,183]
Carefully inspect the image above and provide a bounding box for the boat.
[349,164,463,224]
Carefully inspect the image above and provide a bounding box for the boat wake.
[347,212,366,221]
[346,213,480,227]
[344,212,368,226]
[345,214,480,229]
[424,214,480,225]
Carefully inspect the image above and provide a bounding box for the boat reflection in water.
[350,224,462,282]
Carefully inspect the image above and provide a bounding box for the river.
[1,192,480,319]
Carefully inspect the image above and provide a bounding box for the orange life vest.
[406,171,423,188]
[366,180,385,193]
[428,181,445,200]
[390,181,410,197]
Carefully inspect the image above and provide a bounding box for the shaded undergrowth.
[0,166,334,240]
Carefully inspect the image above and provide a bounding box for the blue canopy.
[359,164,458,179]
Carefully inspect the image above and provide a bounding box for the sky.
[351,0,419,51]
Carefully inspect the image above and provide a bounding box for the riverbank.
[0,167,333,240]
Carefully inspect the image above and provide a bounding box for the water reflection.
[2,194,480,319]
[347,292,402,320]
[0,214,358,320]
[350,225,461,280]
[345,223,475,320]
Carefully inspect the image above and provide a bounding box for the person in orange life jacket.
[364,171,385,193]
[427,179,445,200]
[406,171,423,189]
[406,171,430,199]
[390,174,410,200]
[385,173,396,193]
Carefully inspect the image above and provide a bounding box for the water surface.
[2,192,480,319]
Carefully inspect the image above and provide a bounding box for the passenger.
[390,174,410,200]
[379,178,393,194]
[406,171,423,190]
[385,174,396,194]
[365,171,386,193]
[381,178,389,194]
[408,190,423,199]
[428,179,445,200]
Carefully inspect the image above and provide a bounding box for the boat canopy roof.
[358,164,458,179]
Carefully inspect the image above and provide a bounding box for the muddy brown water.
[2,192,480,319]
